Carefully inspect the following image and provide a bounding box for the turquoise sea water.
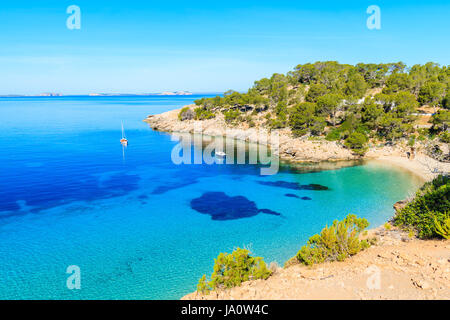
[0,96,423,299]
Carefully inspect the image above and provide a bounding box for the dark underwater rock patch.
[258,181,329,191]
[300,184,329,191]
[190,192,281,220]
[258,208,281,216]
[285,194,312,200]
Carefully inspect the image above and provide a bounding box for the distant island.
[0,91,193,97]
[88,91,193,97]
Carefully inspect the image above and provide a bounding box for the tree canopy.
[191,61,449,155]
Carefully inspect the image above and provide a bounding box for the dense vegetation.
[394,175,450,239]
[197,247,271,294]
[186,61,449,155]
[296,214,371,265]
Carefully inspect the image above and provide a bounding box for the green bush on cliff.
[178,107,193,121]
[197,247,271,294]
[289,102,326,137]
[194,107,216,120]
[393,175,450,239]
[439,131,450,143]
[296,214,370,265]
[434,215,450,239]
[344,132,369,155]
[325,128,341,141]
[223,109,241,123]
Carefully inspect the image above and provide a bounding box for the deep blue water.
[0,96,422,299]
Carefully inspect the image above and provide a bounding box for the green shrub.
[431,110,449,132]
[269,119,286,129]
[268,112,288,129]
[296,214,370,265]
[289,102,326,137]
[305,83,328,102]
[443,93,450,109]
[194,107,216,120]
[292,128,308,137]
[178,107,194,121]
[439,131,450,143]
[434,215,450,239]
[243,115,256,127]
[223,109,241,123]
[244,115,252,122]
[344,132,368,155]
[393,175,450,239]
[417,134,426,142]
[325,128,341,141]
[194,98,206,106]
[197,248,271,294]
[197,275,209,293]
[407,135,416,147]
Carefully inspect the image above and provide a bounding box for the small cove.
[0,96,423,299]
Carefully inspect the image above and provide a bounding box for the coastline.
[144,106,449,182]
[367,156,439,182]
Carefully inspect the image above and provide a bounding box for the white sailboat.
[120,121,128,146]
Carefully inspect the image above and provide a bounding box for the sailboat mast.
[120,121,128,146]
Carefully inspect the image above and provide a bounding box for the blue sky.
[0,0,449,95]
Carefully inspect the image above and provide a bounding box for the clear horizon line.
[0,91,226,97]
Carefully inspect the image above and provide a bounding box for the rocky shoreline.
[144,106,449,181]
[145,106,356,162]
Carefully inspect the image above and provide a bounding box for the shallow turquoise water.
[0,96,422,299]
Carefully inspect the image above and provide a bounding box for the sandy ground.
[368,155,449,181]
[183,227,450,300]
